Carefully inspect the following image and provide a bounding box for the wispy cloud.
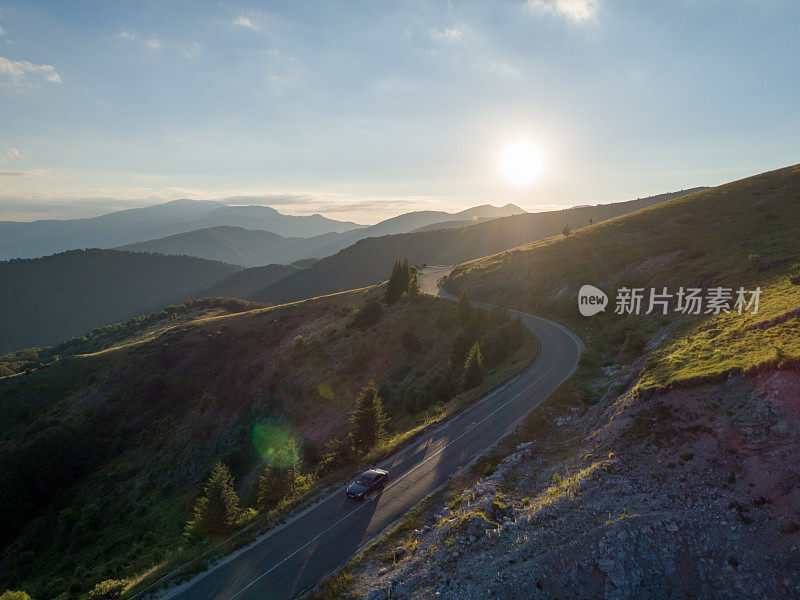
[0,170,35,177]
[233,11,270,32]
[526,0,599,23]
[118,29,161,49]
[0,25,5,36]
[431,27,463,41]
[181,41,201,58]
[6,147,23,160]
[0,56,61,84]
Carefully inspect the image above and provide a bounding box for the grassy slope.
[0,289,533,599]
[0,249,241,353]
[446,164,800,393]
[249,189,704,306]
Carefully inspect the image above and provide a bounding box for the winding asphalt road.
[167,266,583,600]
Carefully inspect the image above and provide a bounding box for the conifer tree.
[384,257,419,304]
[257,439,299,509]
[186,462,241,538]
[463,342,485,389]
[350,381,389,453]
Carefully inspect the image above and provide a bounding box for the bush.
[88,580,126,600]
[0,592,33,600]
[349,298,383,329]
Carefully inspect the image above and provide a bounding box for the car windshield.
[356,474,373,485]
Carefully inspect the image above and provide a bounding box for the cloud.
[181,41,201,58]
[0,170,37,178]
[118,29,161,50]
[431,27,463,41]
[526,0,599,22]
[6,147,23,160]
[0,56,61,84]
[0,25,5,35]
[233,11,270,32]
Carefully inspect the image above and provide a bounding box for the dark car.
[346,468,388,500]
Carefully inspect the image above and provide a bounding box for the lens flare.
[252,422,300,467]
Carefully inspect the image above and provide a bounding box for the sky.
[0,0,798,224]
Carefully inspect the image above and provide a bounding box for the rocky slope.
[332,363,800,600]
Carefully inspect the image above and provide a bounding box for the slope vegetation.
[0,249,240,353]
[0,287,533,599]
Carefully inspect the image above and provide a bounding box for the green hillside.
[202,263,303,298]
[0,249,241,354]
[446,164,800,394]
[0,287,533,598]
[249,189,704,305]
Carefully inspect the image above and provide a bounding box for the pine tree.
[463,342,485,389]
[256,439,299,509]
[384,260,404,304]
[186,462,241,538]
[350,381,389,453]
[384,257,419,304]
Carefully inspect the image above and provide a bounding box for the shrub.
[0,592,34,600]
[88,580,126,600]
[349,298,383,329]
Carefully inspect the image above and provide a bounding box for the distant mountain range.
[115,203,526,267]
[0,191,702,354]
[0,199,363,260]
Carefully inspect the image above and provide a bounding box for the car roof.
[364,468,388,476]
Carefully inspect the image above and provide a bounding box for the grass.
[637,276,800,390]
[446,163,800,395]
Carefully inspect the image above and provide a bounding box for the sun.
[499,141,544,186]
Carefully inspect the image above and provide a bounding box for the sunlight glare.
[499,141,544,186]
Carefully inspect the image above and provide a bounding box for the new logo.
[578,284,608,316]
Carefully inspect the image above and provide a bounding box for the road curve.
[166,266,583,600]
